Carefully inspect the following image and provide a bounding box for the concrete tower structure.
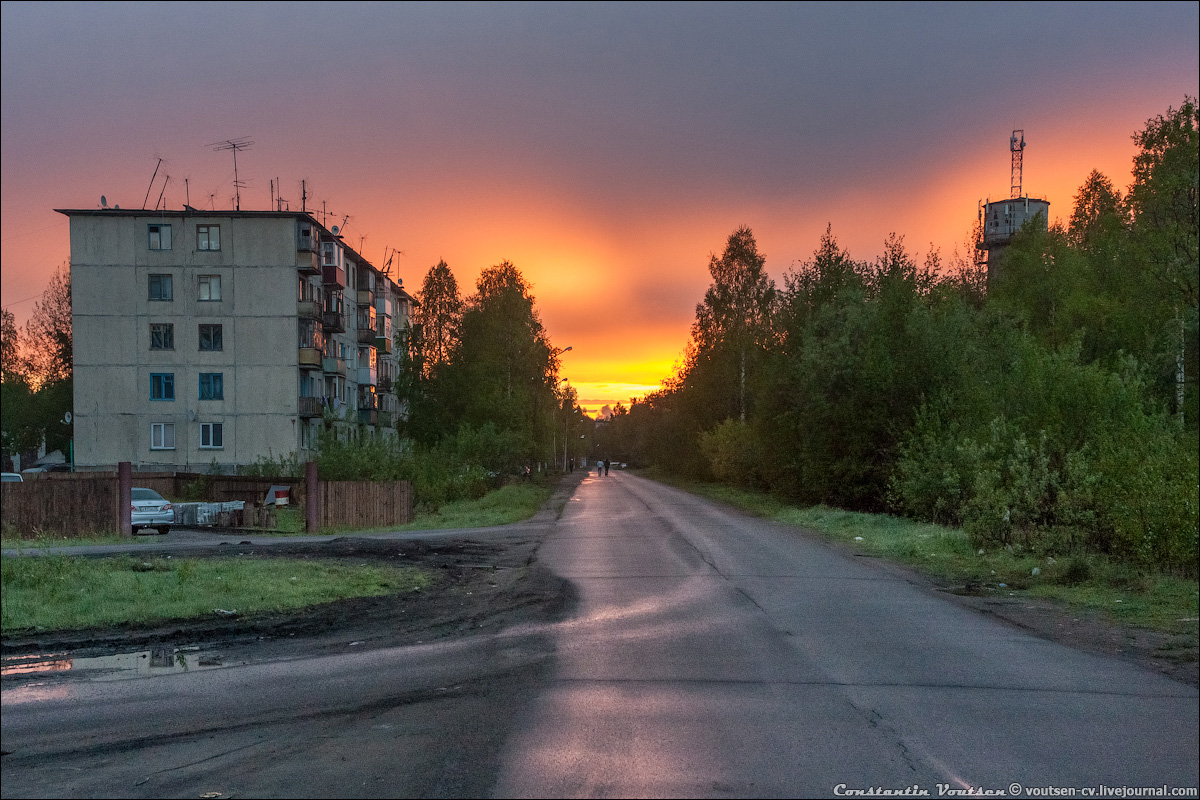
[978,130,1050,285]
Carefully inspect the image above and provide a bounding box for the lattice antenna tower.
[209,137,254,210]
[1009,130,1026,199]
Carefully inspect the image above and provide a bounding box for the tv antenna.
[142,157,163,210]
[209,137,254,210]
[1009,130,1026,199]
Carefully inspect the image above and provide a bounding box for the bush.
[698,419,762,488]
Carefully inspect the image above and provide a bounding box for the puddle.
[2,645,234,683]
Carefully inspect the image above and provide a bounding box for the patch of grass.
[1,555,433,634]
[652,473,1199,635]
[2,533,153,549]
[402,482,551,530]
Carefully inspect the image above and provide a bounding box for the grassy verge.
[643,469,1199,636]
[291,481,554,535]
[1,555,432,634]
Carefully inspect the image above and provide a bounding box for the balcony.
[296,252,320,275]
[322,357,347,376]
[377,362,395,393]
[357,408,378,426]
[375,334,393,354]
[298,396,322,418]
[322,310,345,333]
[357,288,375,307]
[298,347,322,369]
[297,300,320,319]
[357,365,377,386]
[322,263,346,288]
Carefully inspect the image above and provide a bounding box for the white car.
[131,488,173,535]
[1,472,22,482]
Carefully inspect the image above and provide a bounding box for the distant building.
[56,209,415,472]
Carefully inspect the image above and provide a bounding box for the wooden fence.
[2,470,413,538]
[1,474,120,538]
[317,480,414,529]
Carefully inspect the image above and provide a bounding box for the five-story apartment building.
[58,208,414,471]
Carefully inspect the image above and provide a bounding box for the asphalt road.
[2,471,1198,798]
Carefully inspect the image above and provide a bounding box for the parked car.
[131,488,173,535]
[1,472,22,482]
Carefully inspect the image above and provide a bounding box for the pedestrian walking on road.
[604,460,610,476]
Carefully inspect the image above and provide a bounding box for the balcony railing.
[358,408,378,426]
[297,300,320,319]
[322,263,346,288]
[296,252,320,274]
[357,365,377,386]
[357,288,375,307]
[322,310,345,333]
[322,357,347,376]
[298,347,322,369]
[298,396,322,418]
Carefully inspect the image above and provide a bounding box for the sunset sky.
[2,2,1197,416]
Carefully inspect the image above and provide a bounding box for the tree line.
[1,264,73,465]
[602,98,1198,574]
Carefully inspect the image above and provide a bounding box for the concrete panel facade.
[61,209,413,472]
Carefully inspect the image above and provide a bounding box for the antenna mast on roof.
[142,158,163,210]
[209,137,254,210]
[1009,130,1026,199]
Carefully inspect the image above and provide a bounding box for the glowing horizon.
[2,4,1196,417]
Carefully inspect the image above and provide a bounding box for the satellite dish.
[331,225,340,236]
[100,195,107,208]
[63,412,72,424]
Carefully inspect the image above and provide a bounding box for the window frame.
[197,224,221,251]
[149,322,174,350]
[198,372,224,401]
[148,224,172,251]
[150,373,175,401]
[199,422,224,449]
[198,275,222,302]
[148,274,173,302]
[198,324,223,352]
[150,422,176,450]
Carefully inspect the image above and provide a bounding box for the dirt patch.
[1,535,578,669]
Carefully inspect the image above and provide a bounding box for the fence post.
[305,460,318,533]
[118,461,132,537]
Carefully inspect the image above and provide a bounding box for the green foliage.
[607,98,1198,577]
[239,450,303,478]
[698,419,762,488]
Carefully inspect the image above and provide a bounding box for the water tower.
[978,130,1050,284]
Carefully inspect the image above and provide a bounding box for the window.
[200,422,223,449]
[197,225,220,251]
[148,274,173,301]
[150,323,174,350]
[148,224,172,250]
[199,372,224,400]
[151,422,176,450]
[321,241,337,267]
[199,324,223,351]
[198,275,222,301]
[150,373,175,401]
